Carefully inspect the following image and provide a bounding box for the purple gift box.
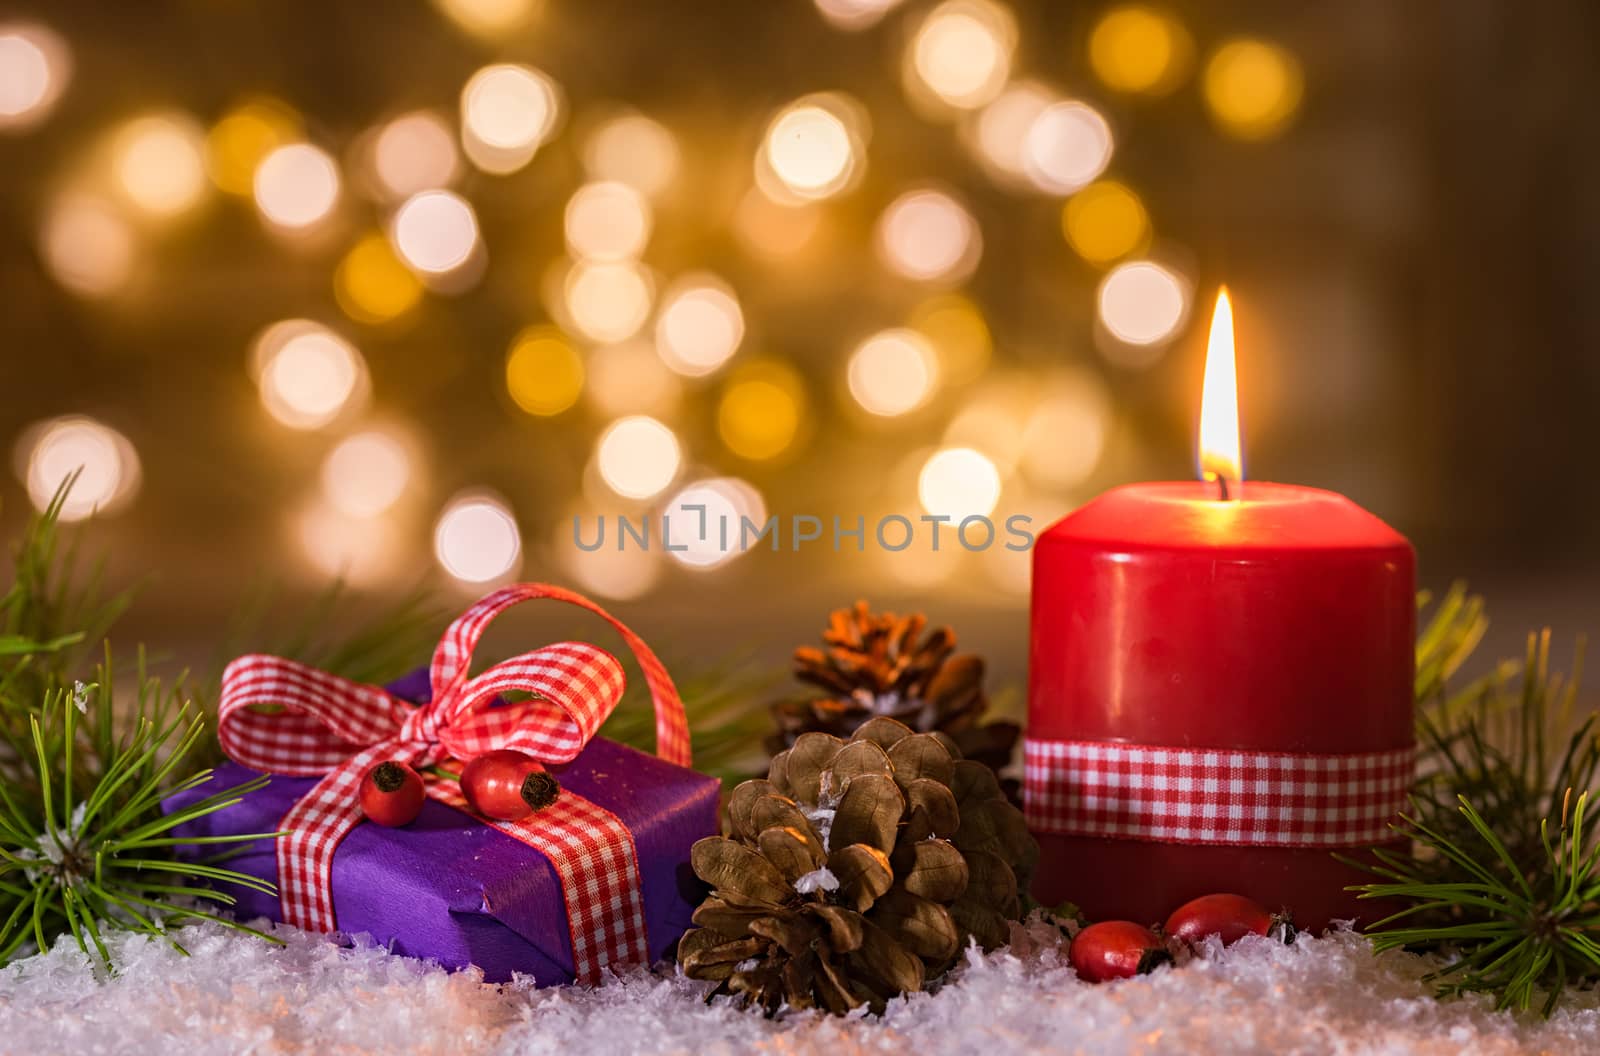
[165,670,720,984]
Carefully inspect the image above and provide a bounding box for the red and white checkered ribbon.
[1024,738,1414,847]
[218,582,691,984]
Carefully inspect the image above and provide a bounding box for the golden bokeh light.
[557,510,663,601]
[718,361,806,461]
[1203,39,1303,141]
[391,190,479,275]
[321,430,412,518]
[1199,286,1242,484]
[460,63,561,174]
[1096,259,1190,355]
[0,23,70,133]
[662,477,767,570]
[756,96,865,203]
[112,113,208,218]
[431,0,541,36]
[434,493,522,584]
[595,415,682,500]
[656,275,745,377]
[294,502,401,587]
[908,295,992,386]
[564,181,652,261]
[40,194,135,298]
[1024,101,1114,195]
[918,447,1001,519]
[848,329,940,417]
[733,188,822,258]
[19,416,140,521]
[506,326,584,417]
[1020,368,1111,488]
[253,142,340,230]
[564,260,654,343]
[813,0,904,31]
[1062,179,1150,264]
[905,0,1016,113]
[943,387,1029,473]
[969,80,1054,185]
[371,110,460,200]
[335,233,424,324]
[874,188,981,284]
[1089,5,1193,96]
[585,341,681,418]
[253,320,368,429]
[207,98,299,196]
[582,112,679,199]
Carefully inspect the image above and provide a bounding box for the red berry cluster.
[1069,893,1294,983]
[357,750,561,829]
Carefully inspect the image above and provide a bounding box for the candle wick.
[1216,475,1233,501]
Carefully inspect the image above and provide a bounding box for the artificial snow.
[793,866,840,895]
[1,918,1596,1054]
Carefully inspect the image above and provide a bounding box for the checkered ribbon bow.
[1024,737,1414,848]
[218,582,691,984]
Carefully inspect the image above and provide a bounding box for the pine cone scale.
[681,717,1039,1016]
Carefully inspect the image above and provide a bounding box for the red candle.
[1025,290,1414,930]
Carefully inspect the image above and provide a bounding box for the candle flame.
[1198,286,1241,488]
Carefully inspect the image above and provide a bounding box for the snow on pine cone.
[766,602,1022,797]
[678,717,1039,1015]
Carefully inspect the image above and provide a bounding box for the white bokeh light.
[372,110,460,199]
[662,477,767,569]
[1097,260,1191,351]
[848,329,939,417]
[1023,101,1114,195]
[906,0,1016,112]
[391,190,479,275]
[757,98,863,202]
[918,447,1002,519]
[434,494,522,583]
[0,23,70,132]
[253,320,367,429]
[655,275,744,377]
[970,81,1055,184]
[814,0,905,30]
[564,180,652,261]
[595,416,681,500]
[321,431,412,518]
[19,416,141,521]
[564,260,654,343]
[254,142,340,229]
[460,63,561,174]
[874,189,981,283]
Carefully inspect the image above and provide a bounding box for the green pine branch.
[0,481,452,970]
[1348,584,1600,1015]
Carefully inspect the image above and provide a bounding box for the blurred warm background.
[2,0,1597,689]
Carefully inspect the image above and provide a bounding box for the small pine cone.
[679,717,1039,1015]
[766,603,1021,804]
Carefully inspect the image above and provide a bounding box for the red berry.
[1069,921,1170,982]
[359,760,425,827]
[460,749,561,821]
[1164,893,1289,948]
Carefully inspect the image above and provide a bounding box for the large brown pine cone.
[767,602,1021,796]
[679,717,1038,1016]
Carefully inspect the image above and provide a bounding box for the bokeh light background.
[3,1,1597,678]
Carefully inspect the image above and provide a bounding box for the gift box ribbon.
[218,582,691,984]
[1023,737,1413,847]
